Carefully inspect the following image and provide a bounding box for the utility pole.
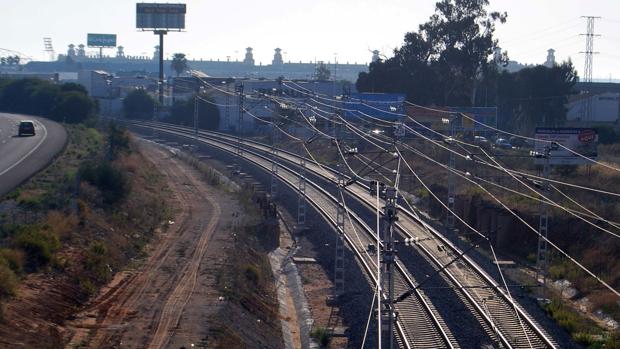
[446,113,461,244]
[381,186,398,349]
[236,83,245,159]
[297,156,307,230]
[193,86,202,150]
[225,81,231,132]
[334,165,346,296]
[334,106,346,296]
[580,16,601,124]
[270,122,280,200]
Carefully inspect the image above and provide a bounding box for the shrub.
[572,332,596,346]
[12,226,60,271]
[0,257,18,297]
[80,161,130,205]
[52,91,97,123]
[0,248,25,274]
[244,265,260,284]
[310,327,330,347]
[107,123,131,159]
[83,242,111,283]
[123,89,155,119]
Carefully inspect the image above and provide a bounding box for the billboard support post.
[155,30,167,105]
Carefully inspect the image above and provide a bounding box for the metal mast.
[297,156,307,229]
[225,81,231,132]
[270,122,280,200]
[536,143,557,292]
[446,113,461,242]
[235,83,245,158]
[382,187,398,349]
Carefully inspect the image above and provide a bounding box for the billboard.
[534,128,598,165]
[136,3,186,30]
[87,33,117,47]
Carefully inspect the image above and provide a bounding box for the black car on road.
[18,120,35,136]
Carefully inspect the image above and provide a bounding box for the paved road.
[0,113,67,197]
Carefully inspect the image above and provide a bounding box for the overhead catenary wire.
[190,72,620,297]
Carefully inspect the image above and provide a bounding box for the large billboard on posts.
[87,33,117,47]
[534,128,598,165]
[136,3,186,30]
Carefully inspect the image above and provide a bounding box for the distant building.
[495,47,557,73]
[24,45,368,82]
[371,50,380,63]
[272,48,283,65]
[544,49,556,68]
[243,47,255,66]
[567,92,619,124]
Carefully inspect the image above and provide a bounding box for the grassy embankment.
[177,151,283,349]
[0,123,171,328]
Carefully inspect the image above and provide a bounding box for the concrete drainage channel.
[268,210,315,349]
[131,128,375,348]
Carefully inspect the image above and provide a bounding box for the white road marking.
[0,120,48,176]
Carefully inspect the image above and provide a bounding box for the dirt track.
[65,142,232,348]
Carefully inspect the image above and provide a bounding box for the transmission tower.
[579,16,601,123]
[43,37,55,61]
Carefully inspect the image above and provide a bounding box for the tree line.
[122,88,221,131]
[356,0,578,135]
[0,78,97,123]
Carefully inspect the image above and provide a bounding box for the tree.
[30,83,61,117]
[123,89,156,120]
[60,82,88,95]
[52,91,97,123]
[497,61,577,134]
[357,0,506,106]
[166,93,220,130]
[171,53,189,77]
[315,62,331,81]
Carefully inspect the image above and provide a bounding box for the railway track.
[124,120,558,348]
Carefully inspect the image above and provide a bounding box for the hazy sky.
[1,0,619,79]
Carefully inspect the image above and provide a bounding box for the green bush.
[12,226,60,271]
[80,161,130,205]
[83,242,111,283]
[52,91,97,123]
[310,327,330,347]
[0,257,18,297]
[572,332,596,346]
[165,93,220,130]
[107,123,131,159]
[123,89,155,120]
[0,248,25,274]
